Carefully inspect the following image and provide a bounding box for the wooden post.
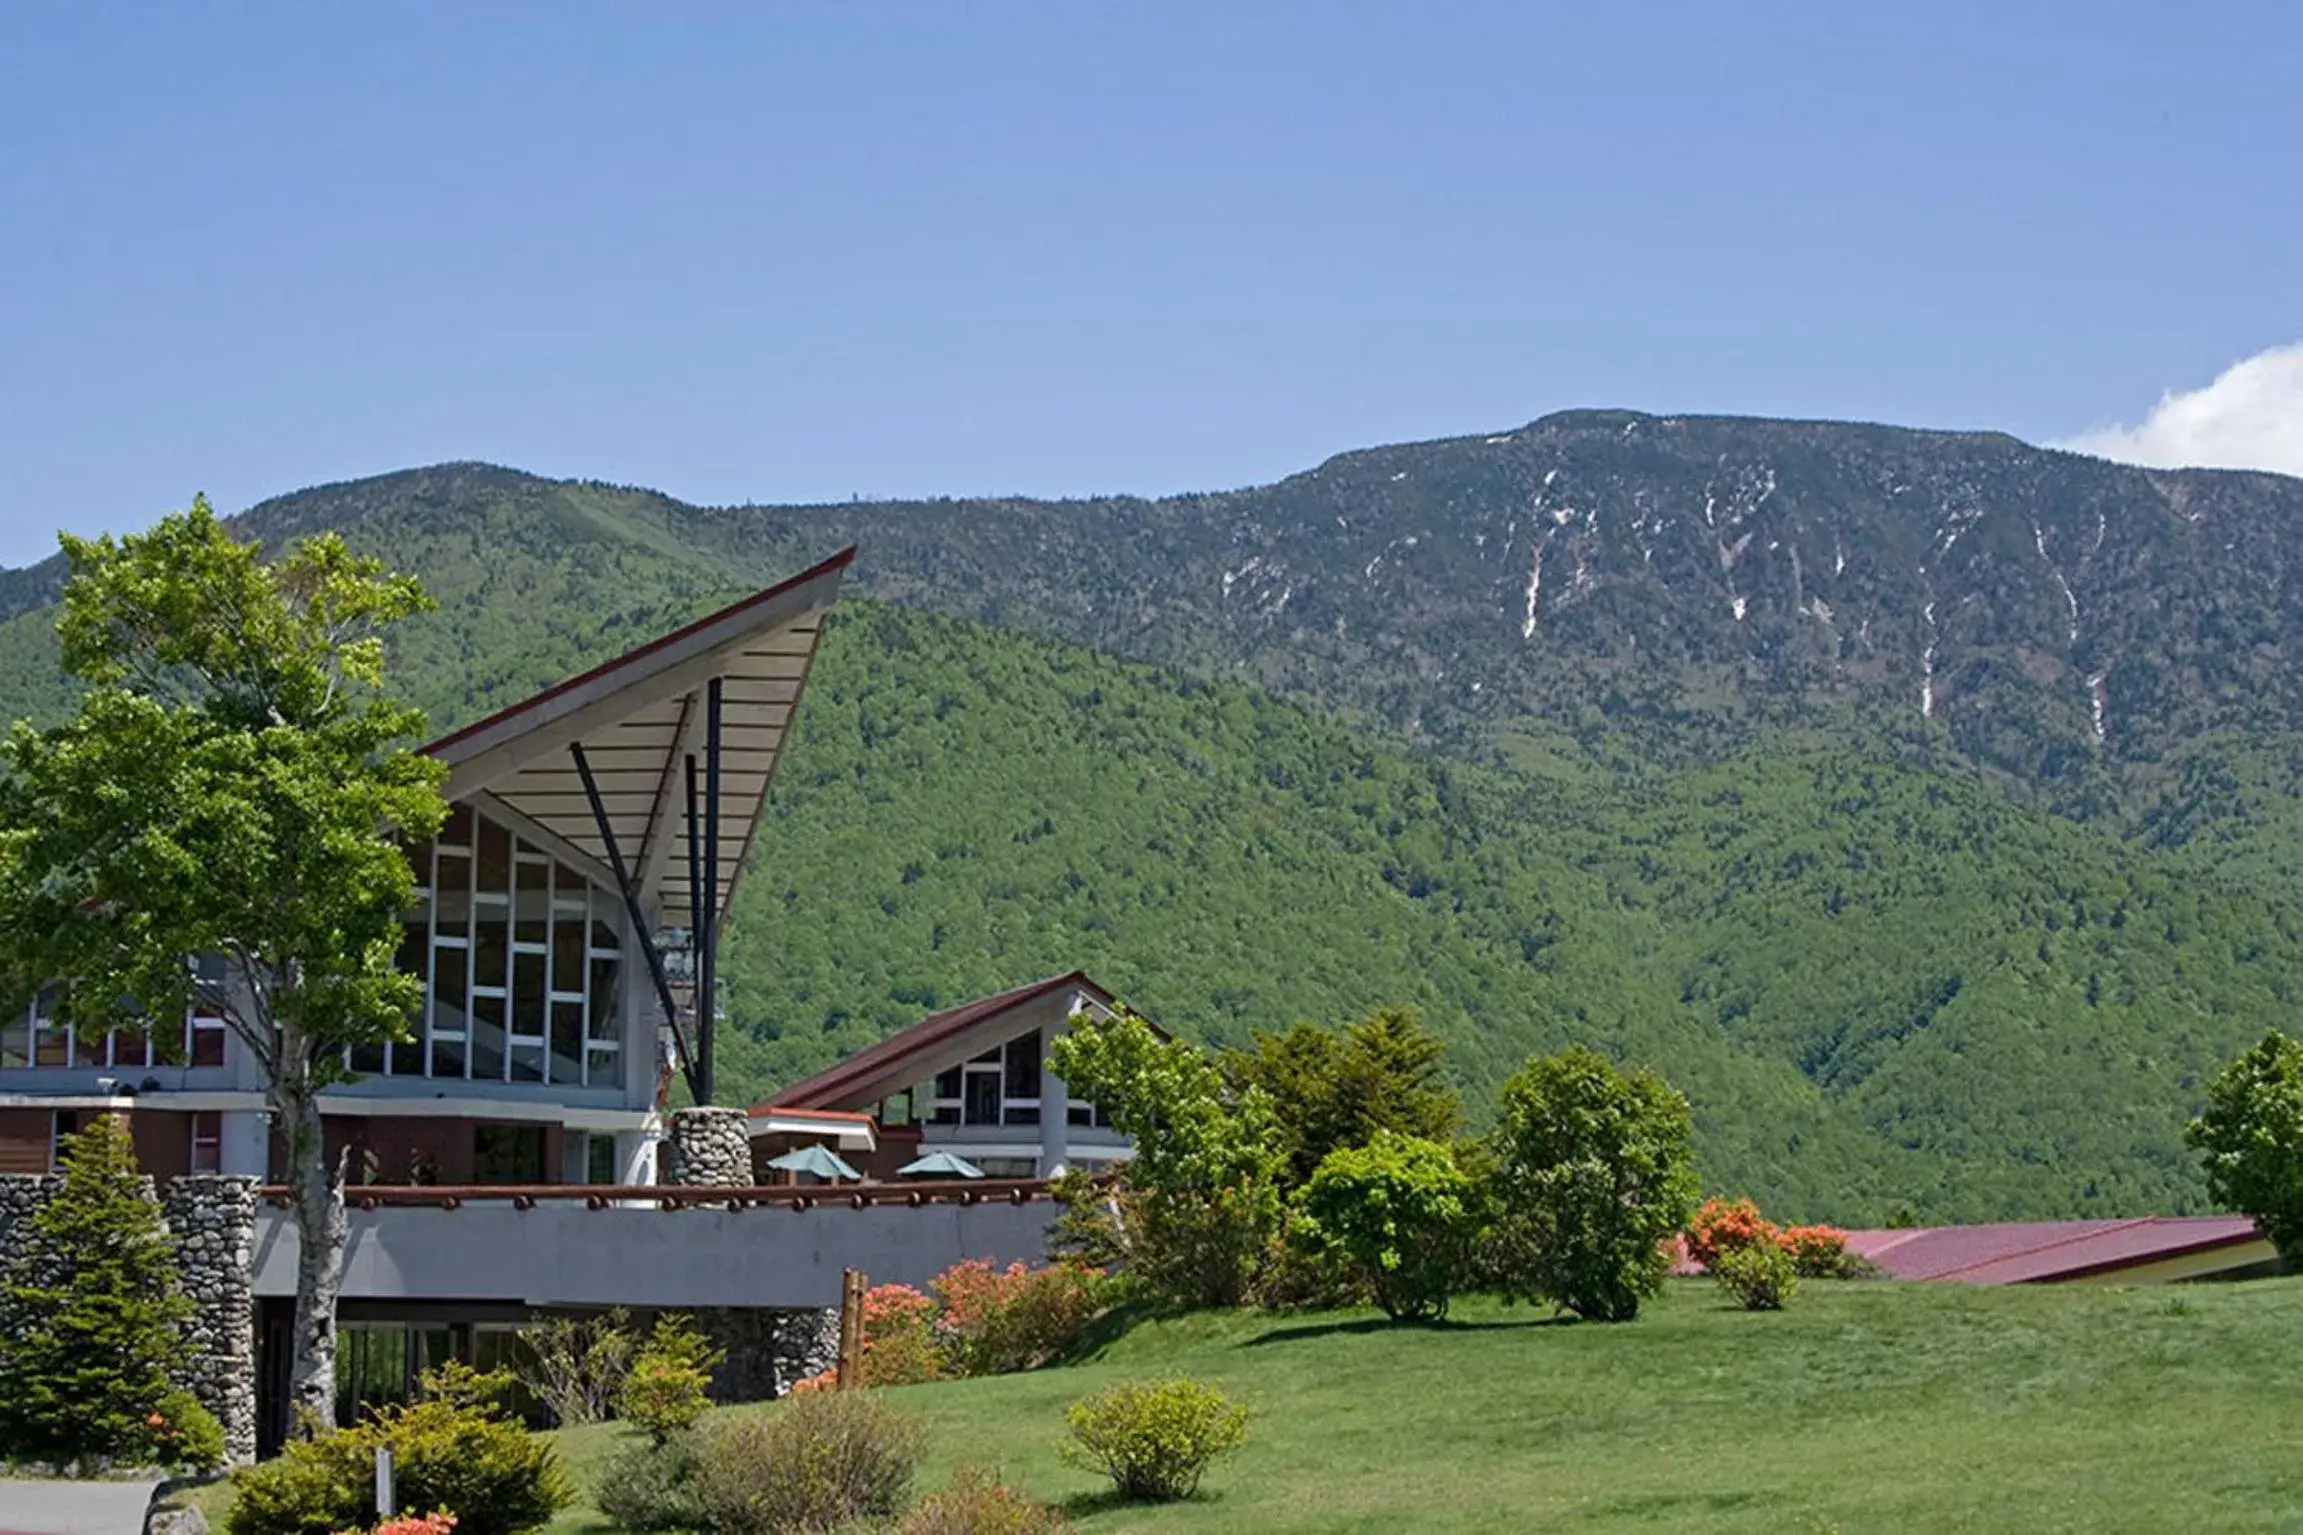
[836,1267,867,1389]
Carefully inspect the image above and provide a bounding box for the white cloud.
[2055,342,2303,479]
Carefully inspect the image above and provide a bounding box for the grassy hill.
[542,1279,2303,1532]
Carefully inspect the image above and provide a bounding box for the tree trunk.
[279,1077,345,1436]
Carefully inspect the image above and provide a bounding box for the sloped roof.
[1844,1215,2267,1283]
[424,548,853,931]
[762,971,1139,1112]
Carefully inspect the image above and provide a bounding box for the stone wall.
[687,1304,842,1400]
[665,1107,750,1187]
[0,1172,259,1466]
[161,1175,261,1465]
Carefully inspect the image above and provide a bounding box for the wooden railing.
[258,1178,1057,1212]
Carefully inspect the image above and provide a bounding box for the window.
[190,1111,222,1174]
[49,1110,77,1170]
[187,956,229,1067]
[929,1066,962,1126]
[0,1002,27,1068]
[585,1132,617,1186]
[382,809,624,1088]
[472,1123,546,1185]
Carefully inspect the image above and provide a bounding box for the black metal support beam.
[571,740,703,1104]
[698,677,724,1106]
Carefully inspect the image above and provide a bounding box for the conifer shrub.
[692,1389,926,1534]
[898,1466,1075,1534]
[226,1364,569,1535]
[0,1115,213,1472]
[1712,1240,1799,1310]
[614,1314,723,1443]
[1060,1379,1249,1503]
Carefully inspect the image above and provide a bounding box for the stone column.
[162,1174,261,1465]
[666,1107,751,1186]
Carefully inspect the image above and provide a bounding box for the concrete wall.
[248,1197,1060,1309]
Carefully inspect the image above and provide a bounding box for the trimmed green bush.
[692,1388,926,1534]
[592,1429,704,1533]
[1061,1378,1249,1503]
[1295,1131,1481,1321]
[1713,1240,1799,1310]
[226,1366,570,1535]
[898,1465,1076,1533]
[615,1314,722,1444]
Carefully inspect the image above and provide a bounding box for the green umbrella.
[895,1149,985,1179]
[764,1144,862,1182]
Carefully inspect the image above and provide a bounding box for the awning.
[424,547,853,936]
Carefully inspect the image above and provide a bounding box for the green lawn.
[198,1278,2303,1533]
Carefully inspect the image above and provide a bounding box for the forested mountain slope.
[5,421,2303,1221]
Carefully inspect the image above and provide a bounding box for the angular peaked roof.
[763,971,1144,1112]
[424,547,853,932]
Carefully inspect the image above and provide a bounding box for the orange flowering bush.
[788,1368,838,1394]
[1781,1224,1855,1278]
[861,1283,943,1386]
[1684,1197,1779,1270]
[335,1515,457,1535]
[932,1259,1105,1377]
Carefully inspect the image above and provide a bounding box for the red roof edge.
[762,971,1139,1111]
[2010,1221,2269,1285]
[422,545,857,756]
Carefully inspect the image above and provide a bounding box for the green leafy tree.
[1486,1046,1699,1322]
[1226,1007,1460,1188]
[0,501,448,1433]
[0,1115,209,1471]
[2185,1030,2303,1260]
[1048,1005,1285,1308]
[1295,1131,1482,1321]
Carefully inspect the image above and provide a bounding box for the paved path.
[0,1477,161,1535]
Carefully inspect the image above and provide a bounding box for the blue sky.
[2,2,2297,567]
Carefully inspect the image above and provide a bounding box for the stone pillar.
[162,1175,261,1465]
[666,1107,750,1186]
[770,1307,842,1395]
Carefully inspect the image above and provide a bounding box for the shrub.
[898,1466,1075,1534]
[1713,1240,1799,1310]
[0,1115,199,1472]
[1060,1378,1249,1503]
[861,1283,944,1387]
[515,1308,637,1426]
[151,1389,228,1472]
[933,1260,1106,1376]
[2187,1030,2303,1260]
[692,1387,926,1534]
[1295,1131,1482,1321]
[616,1314,723,1444]
[592,1430,704,1533]
[1484,1047,1699,1322]
[1780,1224,1855,1278]
[1684,1197,1778,1270]
[227,1364,571,1535]
[335,1516,457,1535]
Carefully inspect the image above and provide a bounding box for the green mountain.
[6,418,2303,1224]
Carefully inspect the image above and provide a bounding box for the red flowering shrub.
[1684,1197,1779,1270]
[1780,1224,1855,1278]
[335,1515,457,1535]
[931,1259,1105,1377]
[861,1283,943,1387]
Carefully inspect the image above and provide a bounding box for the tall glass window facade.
[378,805,627,1090]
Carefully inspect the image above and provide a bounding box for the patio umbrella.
[894,1149,986,1180]
[764,1143,862,1182]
